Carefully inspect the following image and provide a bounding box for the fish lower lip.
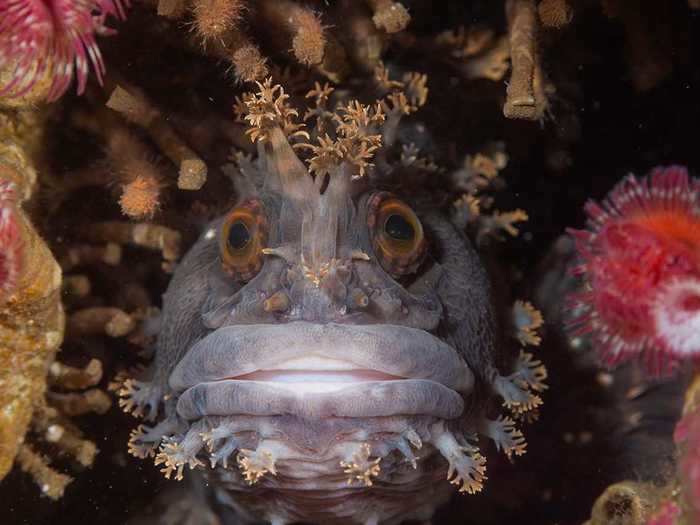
[175,379,464,420]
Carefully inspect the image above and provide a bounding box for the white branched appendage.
[493,209,529,237]
[514,351,548,393]
[430,424,487,495]
[512,300,544,346]
[153,423,207,481]
[237,446,278,485]
[117,378,163,421]
[201,423,241,469]
[482,416,527,459]
[128,425,158,459]
[340,443,382,487]
[127,417,182,459]
[391,428,423,469]
[494,318,548,420]
[496,372,544,418]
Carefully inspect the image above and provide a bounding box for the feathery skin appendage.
[207,436,240,469]
[513,351,548,393]
[430,423,487,495]
[128,417,182,459]
[512,300,544,346]
[340,443,382,487]
[154,422,207,480]
[118,378,163,421]
[482,416,527,459]
[494,372,544,419]
[237,444,278,485]
[128,425,159,459]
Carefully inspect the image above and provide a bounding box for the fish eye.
[368,192,426,276]
[220,199,267,281]
[384,213,415,241]
[227,221,251,250]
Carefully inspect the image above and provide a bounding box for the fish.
[119,79,545,525]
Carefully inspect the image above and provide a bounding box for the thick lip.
[170,322,473,420]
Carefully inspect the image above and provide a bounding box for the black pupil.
[228,221,251,250]
[384,214,415,241]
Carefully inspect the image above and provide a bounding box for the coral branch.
[503,0,546,120]
[80,221,181,262]
[67,307,135,338]
[537,0,573,29]
[16,444,72,500]
[107,85,207,190]
[58,243,122,271]
[366,0,411,33]
[47,389,112,416]
[258,0,327,66]
[48,359,103,390]
[62,275,91,299]
[192,0,245,42]
[34,405,99,467]
[156,0,187,18]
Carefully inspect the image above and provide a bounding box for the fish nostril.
[349,288,369,309]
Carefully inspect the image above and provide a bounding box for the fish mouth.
[170,322,473,420]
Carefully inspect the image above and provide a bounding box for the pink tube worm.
[0,0,129,101]
[568,165,700,376]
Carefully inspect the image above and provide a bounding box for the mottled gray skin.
[126,130,529,525]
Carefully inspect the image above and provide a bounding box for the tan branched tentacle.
[340,443,382,487]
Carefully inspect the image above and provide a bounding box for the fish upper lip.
[169,321,474,394]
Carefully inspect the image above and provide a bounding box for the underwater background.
[1,1,700,524]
